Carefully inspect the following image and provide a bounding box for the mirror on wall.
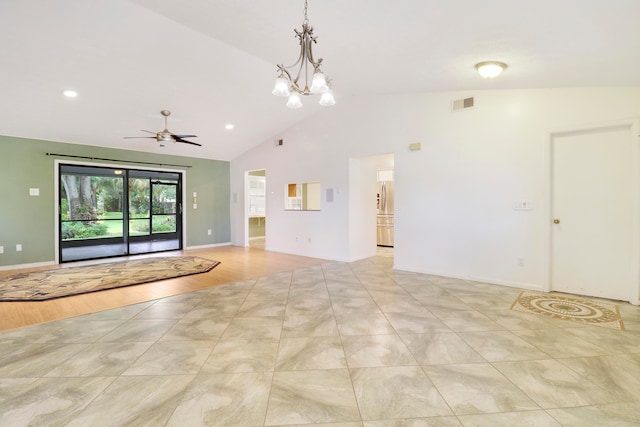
[285,182,321,211]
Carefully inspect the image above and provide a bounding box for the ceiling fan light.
[319,89,335,106]
[310,71,329,93]
[475,61,507,79]
[272,77,290,97]
[286,92,303,109]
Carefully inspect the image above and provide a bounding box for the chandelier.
[272,0,335,108]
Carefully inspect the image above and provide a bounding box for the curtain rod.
[45,153,192,168]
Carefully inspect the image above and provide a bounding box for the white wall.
[230,87,640,291]
[348,157,377,262]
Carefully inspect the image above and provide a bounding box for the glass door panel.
[128,171,182,255]
[59,165,126,262]
[128,178,151,236]
[151,181,178,235]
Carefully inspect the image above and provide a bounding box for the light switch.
[513,200,533,210]
[326,188,334,202]
[29,188,40,196]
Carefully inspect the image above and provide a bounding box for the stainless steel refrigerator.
[376,179,394,247]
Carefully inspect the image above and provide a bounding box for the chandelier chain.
[303,0,309,24]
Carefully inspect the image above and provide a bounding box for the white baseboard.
[0,261,56,271]
[344,252,378,263]
[392,264,545,292]
[465,275,545,292]
[185,242,232,250]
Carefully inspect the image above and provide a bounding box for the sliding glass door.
[59,164,182,262]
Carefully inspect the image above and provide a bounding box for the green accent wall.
[0,135,230,267]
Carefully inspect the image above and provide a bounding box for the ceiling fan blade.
[140,130,157,134]
[174,138,202,146]
[124,136,156,139]
[172,134,197,139]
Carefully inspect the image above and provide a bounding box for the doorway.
[349,154,395,261]
[59,164,183,262]
[246,169,266,249]
[550,123,638,302]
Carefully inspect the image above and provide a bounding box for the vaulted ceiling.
[2,0,639,160]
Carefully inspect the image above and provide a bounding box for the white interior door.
[551,124,634,301]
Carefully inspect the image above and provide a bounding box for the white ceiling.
[1,0,639,161]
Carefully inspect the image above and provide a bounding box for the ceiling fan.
[124,110,201,146]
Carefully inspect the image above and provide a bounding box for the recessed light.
[63,90,78,98]
[225,124,234,130]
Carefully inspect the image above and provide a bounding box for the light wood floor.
[0,246,326,332]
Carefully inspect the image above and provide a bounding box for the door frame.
[54,159,187,264]
[244,169,266,248]
[544,119,640,304]
[127,172,183,247]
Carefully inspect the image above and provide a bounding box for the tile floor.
[1,253,640,426]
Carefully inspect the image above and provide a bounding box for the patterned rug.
[0,256,220,302]
[511,290,624,330]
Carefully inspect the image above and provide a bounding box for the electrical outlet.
[308,237,311,243]
[0,246,4,254]
[16,244,22,252]
[207,229,212,235]
[518,257,525,267]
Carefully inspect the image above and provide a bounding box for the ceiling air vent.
[452,97,474,112]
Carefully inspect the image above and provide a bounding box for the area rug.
[511,290,624,330]
[0,256,220,302]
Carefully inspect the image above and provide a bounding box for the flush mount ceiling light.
[63,90,78,98]
[475,61,507,79]
[272,0,335,108]
[225,123,234,130]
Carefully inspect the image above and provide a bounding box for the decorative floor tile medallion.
[511,291,624,330]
